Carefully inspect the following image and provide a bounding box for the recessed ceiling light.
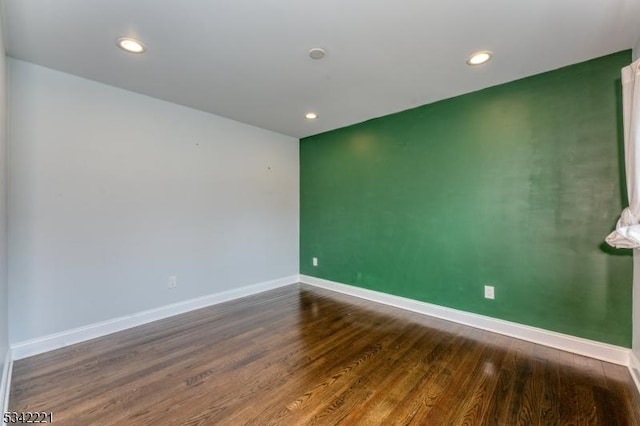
[305,112,318,120]
[117,37,146,54]
[467,51,492,66]
[309,48,326,60]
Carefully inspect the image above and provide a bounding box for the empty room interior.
[1,0,640,424]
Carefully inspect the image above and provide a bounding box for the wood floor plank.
[533,344,562,425]
[603,361,640,424]
[447,332,508,426]
[9,284,640,425]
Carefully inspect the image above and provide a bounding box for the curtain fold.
[607,59,640,248]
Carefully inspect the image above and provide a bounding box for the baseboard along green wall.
[300,50,633,347]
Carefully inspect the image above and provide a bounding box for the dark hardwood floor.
[9,284,640,425]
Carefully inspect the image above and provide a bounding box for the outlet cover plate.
[484,285,495,299]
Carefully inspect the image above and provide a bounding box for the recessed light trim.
[117,37,146,54]
[309,48,326,60]
[467,51,492,66]
[305,112,318,120]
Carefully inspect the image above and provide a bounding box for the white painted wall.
[634,252,639,360]
[634,36,640,359]
[632,42,640,363]
[8,59,299,343]
[0,9,8,371]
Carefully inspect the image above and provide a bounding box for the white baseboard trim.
[1,349,12,414]
[630,352,640,396]
[11,275,298,360]
[300,275,631,366]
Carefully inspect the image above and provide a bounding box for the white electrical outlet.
[484,285,495,299]
[312,257,318,267]
[169,276,177,288]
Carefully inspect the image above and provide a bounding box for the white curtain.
[607,59,640,248]
[607,58,640,248]
[606,59,640,248]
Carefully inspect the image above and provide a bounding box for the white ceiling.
[4,0,640,138]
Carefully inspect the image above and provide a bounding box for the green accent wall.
[300,50,633,347]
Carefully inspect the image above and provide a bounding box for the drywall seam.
[300,274,630,366]
[11,275,298,360]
